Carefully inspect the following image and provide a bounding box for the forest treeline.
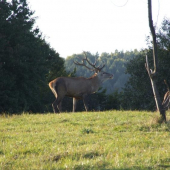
[0,0,170,113]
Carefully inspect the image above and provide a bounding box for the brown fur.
[162,80,170,110]
[162,91,170,110]
[49,71,113,113]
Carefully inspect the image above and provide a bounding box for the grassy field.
[1,110,170,170]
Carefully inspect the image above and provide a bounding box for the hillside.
[1,111,170,169]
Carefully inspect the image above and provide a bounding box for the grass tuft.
[151,112,166,124]
[81,127,95,134]
[83,151,100,159]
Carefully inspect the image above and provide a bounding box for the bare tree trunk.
[145,0,166,122]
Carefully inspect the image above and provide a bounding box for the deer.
[49,52,113,113]
[162,80,170,110]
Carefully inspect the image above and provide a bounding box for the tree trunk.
[145,0,166,122]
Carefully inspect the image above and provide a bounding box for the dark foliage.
[0,0,66,113]
[121,19,170,110]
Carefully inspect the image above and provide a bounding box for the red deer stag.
[49,52,113,113]
[162,80,170,110]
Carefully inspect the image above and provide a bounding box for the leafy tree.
[121,51,154,110]
[121,19,170,111]
[0,0,66,113]
[105,90,121,110]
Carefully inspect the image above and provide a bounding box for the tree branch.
[148,0,158,74]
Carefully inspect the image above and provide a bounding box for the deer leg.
[73,97,77,112]
[52,99,59,113]
[83,95,89,111]
[57,101,62,112]
[52,80,66,113]
[52,97,63,113]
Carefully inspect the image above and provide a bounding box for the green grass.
[1,110,170,170]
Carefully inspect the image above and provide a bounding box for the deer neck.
[88,73,101,93]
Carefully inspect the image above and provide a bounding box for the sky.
[27,0,170,58]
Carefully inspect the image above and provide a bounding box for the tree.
[0,0,66,113]
[121,51,154,110]
[121,19,170,111]
[145,0,166,122]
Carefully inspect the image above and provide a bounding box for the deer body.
[49,52,113,113]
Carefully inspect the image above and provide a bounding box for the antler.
[74,52,105,72]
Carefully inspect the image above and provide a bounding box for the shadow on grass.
[165,120,170,130]
[138,117,170,132]
[51,153,170,170]
[57,164,170,170]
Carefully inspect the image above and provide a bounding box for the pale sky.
[27,0,170,58]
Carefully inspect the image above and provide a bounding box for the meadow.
[1,110,170,170]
